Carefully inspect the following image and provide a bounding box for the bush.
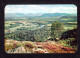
[5,43,14,52]
[51,21,64,40]
[24,41,36,48]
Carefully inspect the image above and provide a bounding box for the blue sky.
[5,4,77,14]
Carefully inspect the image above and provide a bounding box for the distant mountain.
[40,13,76,17]
[5,13,43,18]
[26,13,43,17]
[5,13,27,18]
[5,13,77,18]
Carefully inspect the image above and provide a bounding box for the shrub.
[24,41,36,48]
[5,43,14,52]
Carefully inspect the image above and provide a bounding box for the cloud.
[5,5,77,13]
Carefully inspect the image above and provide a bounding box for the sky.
[5,4,77,14]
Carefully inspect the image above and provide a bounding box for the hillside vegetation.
[5,39,76,53]
[5,13,77,53]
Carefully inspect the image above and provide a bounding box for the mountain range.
[5,13,77,18]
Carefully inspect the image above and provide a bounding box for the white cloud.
[5,5,77,13]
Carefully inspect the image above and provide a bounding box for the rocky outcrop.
[7,46,26,53]
[7,46,48,53]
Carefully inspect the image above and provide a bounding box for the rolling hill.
[5,13,77,18]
